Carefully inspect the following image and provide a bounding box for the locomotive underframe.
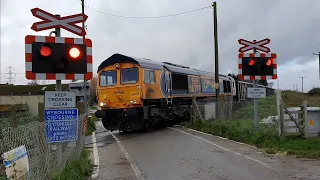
[95,96,209,132]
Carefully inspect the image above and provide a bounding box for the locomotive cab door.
[163,66,172,97]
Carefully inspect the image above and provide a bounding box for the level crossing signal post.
[238,38,278,131]
[25,7,93,164]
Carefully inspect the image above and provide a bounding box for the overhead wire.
[79,0,212,19]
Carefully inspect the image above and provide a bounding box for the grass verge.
[185,91,320,158]
[51,149,93,180]
[85,114,97,136]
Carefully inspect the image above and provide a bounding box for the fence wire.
[0,111,87,180]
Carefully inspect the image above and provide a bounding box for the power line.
[81,1,212,19]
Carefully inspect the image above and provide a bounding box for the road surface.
[86,121,320,180]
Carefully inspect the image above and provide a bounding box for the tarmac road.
[86,121,320,180]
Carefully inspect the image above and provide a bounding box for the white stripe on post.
[75,74,84,79]
[86,47,92,56]
[56,73,66,80]
[36,73,46,79]
[25,44,32,53]
[87,64,93,72]
[25,62,32,71]
[55,37,65,43]
[74,38,83,44]
[36,36,45,42]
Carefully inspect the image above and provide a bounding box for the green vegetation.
[0,112,40,128]
[0,84,69,95]
[51,150,93,180]
[85,114,97,136]
[185,91,320,158]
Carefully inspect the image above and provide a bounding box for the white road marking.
[168,127,272,169]
[111,133,145,180]
[91,132,100,179]
[174,125,257,148]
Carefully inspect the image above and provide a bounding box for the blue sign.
[45,108,78,143]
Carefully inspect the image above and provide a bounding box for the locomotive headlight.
[100,102,106,107]
[130,100,137,104]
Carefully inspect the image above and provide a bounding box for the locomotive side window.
[100,70,117,86]
[121,67,139,84]
[144,70,156,84]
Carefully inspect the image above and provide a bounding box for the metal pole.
[54,14,63,167]
[299,76,306,93]
[313,52,320,80]
[253,40,258,131]
[81,0,88,116]
[212,2,220,119]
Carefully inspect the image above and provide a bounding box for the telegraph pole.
[212,1,220,119]
[313,52,320,79]
[299,76,306,93]
[252,40,258,131]
[81,0,88,114]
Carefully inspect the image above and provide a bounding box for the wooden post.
[276,90,284,139]
[10,104,18,128]
[38,103,45,122]
[192,96,196,123]
[302,100,308,138]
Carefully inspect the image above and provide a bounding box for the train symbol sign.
[30,7,88,36]
[238,38,271,53]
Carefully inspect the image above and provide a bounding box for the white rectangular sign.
[2,145,29,180]
[45,91,76,108]
[247,88,266,98]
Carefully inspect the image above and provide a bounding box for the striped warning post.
[25,35,93,80]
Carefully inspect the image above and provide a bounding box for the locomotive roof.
[97,53,163,72]
[97,53,226,79]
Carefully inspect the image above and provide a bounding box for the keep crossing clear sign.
[45,91,76,109]
[247,87,266,99]
[45,108,78,143]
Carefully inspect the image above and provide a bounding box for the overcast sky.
[1,0,320,92]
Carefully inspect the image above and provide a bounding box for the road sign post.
[26,7,91,166]
[237,38,278,131]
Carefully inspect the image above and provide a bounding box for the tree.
[27,80,39,85]
[89,75,98,104]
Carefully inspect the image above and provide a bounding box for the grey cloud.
[1,0,320,91]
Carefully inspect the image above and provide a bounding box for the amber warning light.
[69,47,81,59]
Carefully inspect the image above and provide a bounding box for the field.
[186,90,320,158]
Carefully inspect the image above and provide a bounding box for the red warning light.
[69,47,81,59]
[249,59,255,66]
[40,46,51,57]
[266,58,273,66]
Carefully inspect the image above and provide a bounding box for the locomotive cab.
[95,60,146,131]
[97,63,143,110]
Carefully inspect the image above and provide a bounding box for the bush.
[308,87,320,96]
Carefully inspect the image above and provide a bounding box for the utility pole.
[81,0,89,123]
[252,40,258,131]
[299,76,306,93]
[313,52,320,79]
[53,13,63,167]
[212,1,220,119]
[5,65,16,85]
